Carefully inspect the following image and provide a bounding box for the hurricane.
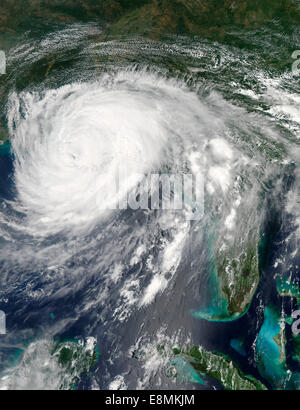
[0,1,300,390]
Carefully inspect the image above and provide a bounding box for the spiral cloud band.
[9,70,209,235]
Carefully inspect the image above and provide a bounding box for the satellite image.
[0,0,299,391]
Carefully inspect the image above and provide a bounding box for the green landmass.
[275,276,300,365]
[0,0,299,42]
[51,339,98,389]
[276,276,300,303]
[217,242,259,316]
[157,344,267,390]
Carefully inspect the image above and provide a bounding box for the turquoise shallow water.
[0,142,10,156]
[170,356,205,385]
[230,338,246,357]
[256,306,300,389]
